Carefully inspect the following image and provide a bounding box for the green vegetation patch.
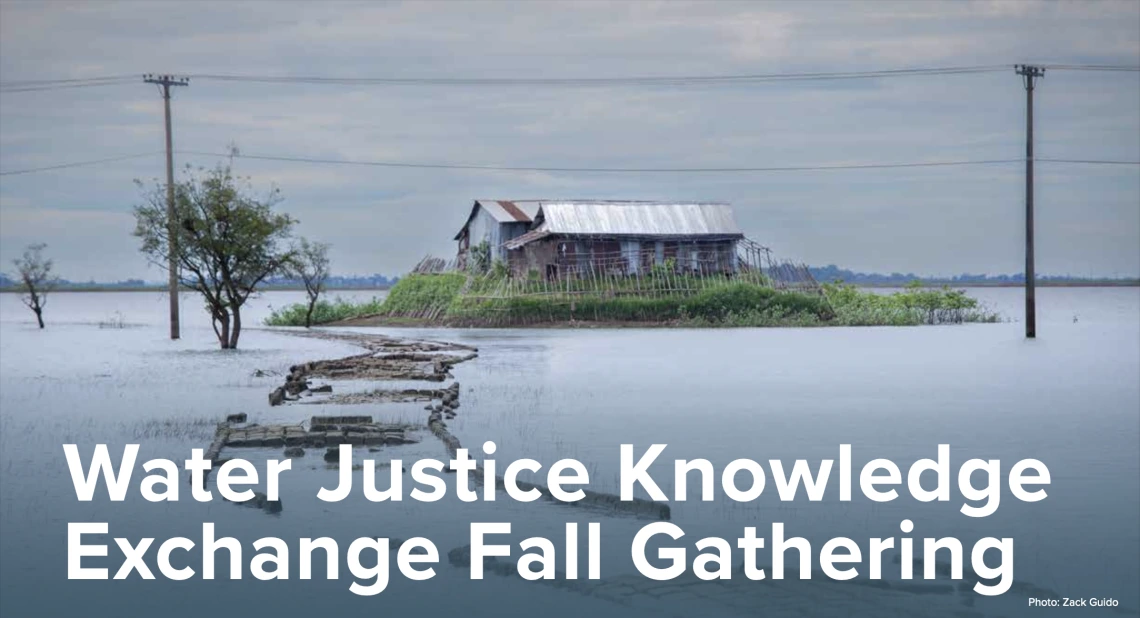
[681,283,834,322]
[823,281,999,326]
[265,296,386,326]
[376,273,467,318]
[265,274,998,329]
[445,279,832,327]
[448,293,684,325]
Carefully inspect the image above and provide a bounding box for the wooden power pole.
[144,74,189,340]
[1016,65,1044,339]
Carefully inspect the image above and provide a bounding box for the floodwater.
[1,287,1137,617]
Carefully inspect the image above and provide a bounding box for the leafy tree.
[12,243,58,329]
[286,237,330,328]
[134,162,295,349]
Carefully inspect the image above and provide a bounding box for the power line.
[193,64,1137,83]
[4,152,1134,178]
[183,65,1012,86]
[1039,158,1140,165]
[178,151,1140,172]
[177,65,1138,86]
[0,74,138,86]
[0,152,160,176]
[0,76,137,93]
[3,64,1135,93]
[1042,64,1140,72]
[0,65,1014,93]
[1,82,137,93]
[178,150,1032,172]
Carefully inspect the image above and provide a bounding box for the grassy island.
[265,272,998,328]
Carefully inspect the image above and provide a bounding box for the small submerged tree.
[287,237,330,328]
[134,161,295,349]
[13,243,58,329]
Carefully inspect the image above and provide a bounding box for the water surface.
[1,287,1136,617]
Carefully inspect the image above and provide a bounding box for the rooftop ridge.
[478,198,730,205]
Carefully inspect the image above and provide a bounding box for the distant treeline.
[808,265,1139,287]
[2,268,1136,291]
[0,273,399,291]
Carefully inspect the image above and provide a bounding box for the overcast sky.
[1,0,1138,281]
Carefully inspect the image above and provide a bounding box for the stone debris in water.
[266,331,478,406]
[312,385,458,406]
[223,331,667,521]
[225,421,420,449]
[269,351,475,405]
[282,329,478,354]
[310,415,374,426]
[204,423,228,464]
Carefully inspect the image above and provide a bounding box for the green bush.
[683,307,825,328]
[680,283,831,322]
[264,296,385,326]
[468,241,491,275]
[378,273,466,317]
[822,281,998,325]
[448,293,686,325]
[681,283,775,320]
[444,281,829,326]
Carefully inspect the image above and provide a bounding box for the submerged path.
[210,328,671,520]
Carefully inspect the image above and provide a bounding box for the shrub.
[378,273,466,317]
[265,296,385,326]
[822,281,998,325]
[443,281,830,326]
[681,283,831,322]
[467,241,491,275]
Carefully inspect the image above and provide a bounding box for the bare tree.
[134,161,295,349]
[13,243,59,329]
[287,238,331,328]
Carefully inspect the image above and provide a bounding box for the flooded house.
[454,199,745,279]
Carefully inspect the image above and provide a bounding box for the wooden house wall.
[511,237,739,279]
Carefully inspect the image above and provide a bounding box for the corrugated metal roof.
[475,199,540,223]
[503,201,742,249]
[459,199,742,244]
[454,199,543,240]
[496,200,532,222]
[538,201,741,237]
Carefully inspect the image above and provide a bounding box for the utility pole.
[144,74,189,340]
[1016,65,1044,339]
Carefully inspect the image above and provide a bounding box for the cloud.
[1,0,1138,280]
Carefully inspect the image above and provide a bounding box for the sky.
[1,0,1138,281]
